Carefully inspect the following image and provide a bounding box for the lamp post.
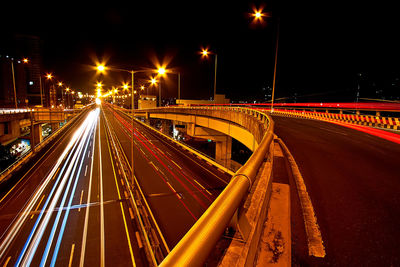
[251,7,280,112]
[156,67,181,105]
[200,48,218,101]
[96,64,159,184]
[8,57,29,109]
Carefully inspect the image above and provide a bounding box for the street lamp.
[156,67,166,106]
[251,6,280,112]
[7,56,30,109]
[95,63,159,185]
[200,47,218,101]
[156,67,181,104]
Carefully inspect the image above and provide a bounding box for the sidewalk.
[255,140,291,266]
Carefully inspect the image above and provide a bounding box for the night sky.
[2,0,400,102]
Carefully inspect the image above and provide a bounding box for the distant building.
[176,94,230,106]
[0,34,43,107]
[138,95,157,109]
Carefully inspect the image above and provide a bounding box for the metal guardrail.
[130,106,274,267]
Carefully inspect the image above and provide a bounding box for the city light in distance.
[95,98,101,105]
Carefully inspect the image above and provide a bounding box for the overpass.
[0,107,82,149]
[0,103,399,266]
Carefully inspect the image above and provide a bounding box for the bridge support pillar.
[215,136,232,168]
[186,123,232,168]
[31,124,43,149]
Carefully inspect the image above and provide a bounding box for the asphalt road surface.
[273,115,400,266]
[103,105,230,248]
[0,107,143,266]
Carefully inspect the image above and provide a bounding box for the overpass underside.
[137,110,262,170]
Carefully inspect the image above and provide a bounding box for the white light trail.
[0,108,99,265]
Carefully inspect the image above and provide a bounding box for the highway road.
[0,107,144,266]
[273,115,400,266]
[103,104,231,248]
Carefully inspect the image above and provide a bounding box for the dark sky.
[2,0,400,102]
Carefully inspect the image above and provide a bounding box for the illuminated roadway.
[0,104,230,266]
[103,104,230,247]
[3,104,397,265]
[273,115,400,266]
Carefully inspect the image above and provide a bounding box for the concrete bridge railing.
[128,106,274,266]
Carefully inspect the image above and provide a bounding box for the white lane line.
[19,111,95,266]
[79,117,97,267]
[84,165,88,176]
[99,115,105,266]
[278,138,326,258]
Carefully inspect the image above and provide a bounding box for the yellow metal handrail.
[159,106,274,267]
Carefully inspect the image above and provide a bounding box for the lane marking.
[84,165,88,176]
[194,179,213,196]
[278,138,326,258]
[103,114,136,267]
[171,159,182,170]
[128,208,134,220]
[79,115,97,267]
[149,161,159,171]
[52,167,61,180]
[68,243,75,267]
[166,182,181,199]
[3,256,11,267]
[135,232,143,249]
[30,194,45,219]
[79,190,84,212]
[104,108,170,253]
[98,114,105,267]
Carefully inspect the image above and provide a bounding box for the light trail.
[112,109,212,207]
[0,109,100,265]
[19,109,99,266]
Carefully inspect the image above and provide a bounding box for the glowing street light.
[96,82,103,88]
[96,64,106,73]
[150,77,158,85]
[122,82,130,91]
[200,47,218,100]
[22,58,29,64]
[201,49,209,57]
[157,67,166,75]
[46,73,53,80]
[250,6,279,112]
